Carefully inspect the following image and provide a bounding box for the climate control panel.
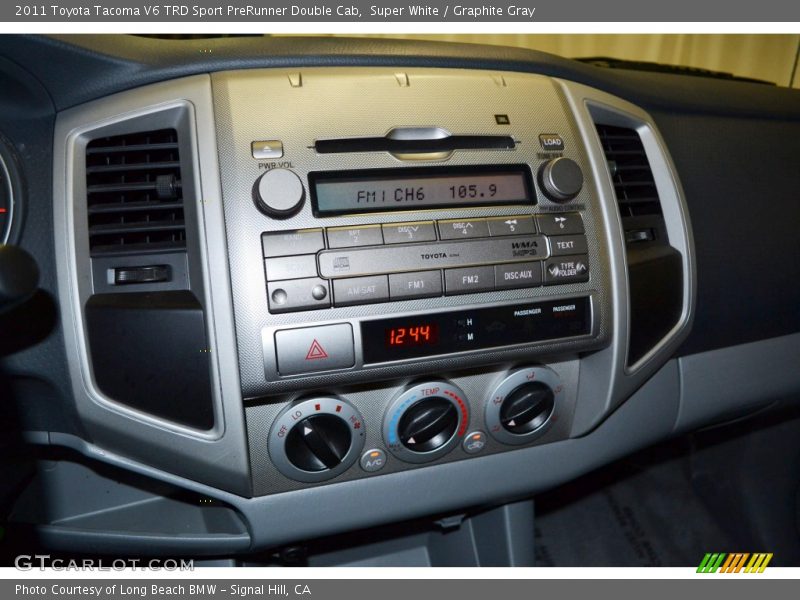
[260,363,575,487]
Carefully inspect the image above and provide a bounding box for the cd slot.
[314,134,516,155]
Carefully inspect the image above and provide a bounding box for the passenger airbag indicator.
[361,296,591,363]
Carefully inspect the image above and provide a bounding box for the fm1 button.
[256,169,305,218]
[360,448,387,472]
[462,431,487,454]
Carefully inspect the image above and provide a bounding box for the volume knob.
[539,157,583,202]
[256,168,305,217]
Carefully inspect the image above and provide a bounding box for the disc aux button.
[274,324,355,376]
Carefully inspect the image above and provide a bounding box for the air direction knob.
[499,382,555,435]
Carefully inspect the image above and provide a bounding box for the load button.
[274,324,355,376]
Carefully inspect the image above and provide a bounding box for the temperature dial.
[398,397,459,453]
[383,381,469,464]
[486,366,561,445]
[269,396,365,483]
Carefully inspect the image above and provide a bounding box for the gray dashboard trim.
[37,358,680,551]
[675,332,800,433]
[33,330,800,550]
[556,79,696,436]
[52,75,251,495]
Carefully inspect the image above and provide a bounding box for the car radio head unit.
[208,67,611,395]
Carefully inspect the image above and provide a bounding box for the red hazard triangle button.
[305,339,329,360]
[275,324,354,376]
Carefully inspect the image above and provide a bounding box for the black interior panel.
[85,291,214,430]
[651,113,800,355]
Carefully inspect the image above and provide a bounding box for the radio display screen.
[310,165,535,216]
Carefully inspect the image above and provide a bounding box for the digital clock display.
[310,165,534,216]
[385,323,440,348]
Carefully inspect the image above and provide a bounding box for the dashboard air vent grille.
[85,129,186,256]
[595,124,662,218]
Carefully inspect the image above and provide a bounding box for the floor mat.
[534,443,738,567]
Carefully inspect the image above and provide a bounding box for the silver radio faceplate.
[211,68,613,398]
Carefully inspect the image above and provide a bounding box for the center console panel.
[54,64,693,520]
[213,69,612,492]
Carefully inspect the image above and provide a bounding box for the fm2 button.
[256,168,305,218]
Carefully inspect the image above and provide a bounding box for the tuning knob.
[538,157,583,202]
[384,381,468,463]
[269,396,365,482]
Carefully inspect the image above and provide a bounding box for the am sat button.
[333,275,389,306]
[274,324,354,376]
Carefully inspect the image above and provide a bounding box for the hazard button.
[274,324,355,376]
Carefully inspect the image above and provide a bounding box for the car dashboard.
[1,34,799,563]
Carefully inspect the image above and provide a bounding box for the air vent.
[595,124,662,219]
[85,129,186,256]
